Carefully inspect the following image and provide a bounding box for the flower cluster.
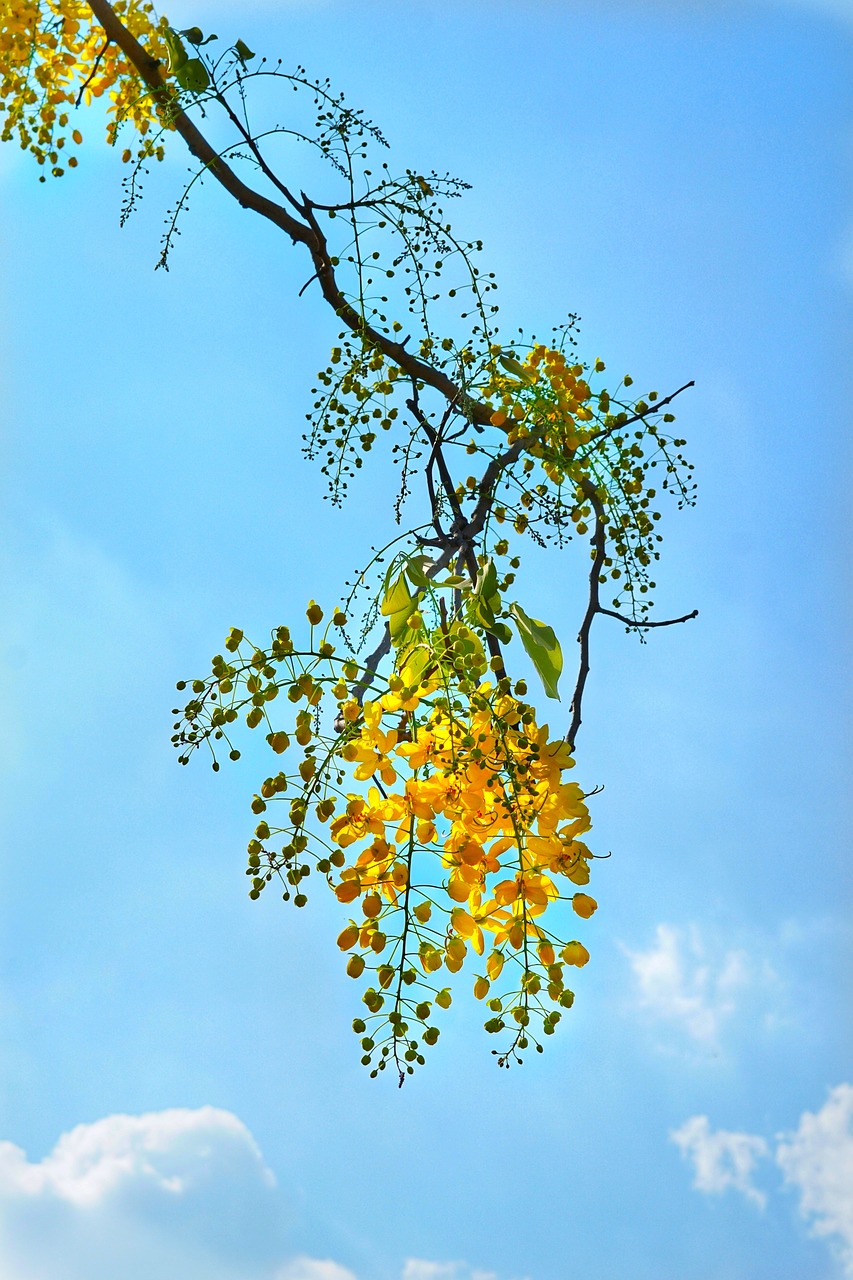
[0,0,168,176]
[486,342,597,464]
[8,5,698,1083]
[174,605,598,1078]
[476,341,696,620]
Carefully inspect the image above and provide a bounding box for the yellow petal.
[572,893,598,919]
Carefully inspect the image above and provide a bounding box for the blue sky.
[0,0,850,1277]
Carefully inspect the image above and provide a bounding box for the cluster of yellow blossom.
[485,343,601,457]
[474,339,694,622]
[328,676,597,1072]
[174,603,599,1074]
[0,0,168,176]
[329,684,596,991]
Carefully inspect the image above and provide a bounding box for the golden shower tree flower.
[2,0,700,1080]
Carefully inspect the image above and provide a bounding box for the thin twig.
[585,380,695,446]
[566,481,607,750]
[75,39,110,106]
[599,606,698,629]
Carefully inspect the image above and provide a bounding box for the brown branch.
[467,425,547,541]
[565,485,697,748]
[85,0,489,423]
[75,38,111,106]
[566,480,607,751]
[86,0,313,242]
[599,606,698,629]
[585,380,695,446]
[406,393,507,679]
[406,394,465,538]
[210,86,307,217]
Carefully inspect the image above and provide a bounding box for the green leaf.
[400,640,429,681]
[380,572,419,643]
[402,553,466,592]
[466,556,512,640]
[510,603,563,700]
[498,352,534,383]
[180,26,204,44]
[403,554,434,589]
[234,38,256,63]
[474,557,498,603]
[381,571,412,617]
[164,28,188,72]
[468,593,496,634]
[175,57,210,92]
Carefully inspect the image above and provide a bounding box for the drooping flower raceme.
[0,0,168,175]
[5,4,698,1079]
[174,603,600,1079]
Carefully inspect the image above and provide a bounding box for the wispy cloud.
[673,1084,853,1274]
[777,1084,853,1276]
[277,1260,358,1280]
[670,1114,770,1207]
[402,1263,498,1280]
[623,923,750,1048]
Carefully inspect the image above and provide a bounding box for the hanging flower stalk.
[3,0,698,1079]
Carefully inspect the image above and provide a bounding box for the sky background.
[0,0,851,1277]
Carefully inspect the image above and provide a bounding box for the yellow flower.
[562,940,590,967]
[329,793,385,848]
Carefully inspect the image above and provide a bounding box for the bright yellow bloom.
[0,0,170,175]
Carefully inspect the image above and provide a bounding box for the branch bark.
[85,0,490,424]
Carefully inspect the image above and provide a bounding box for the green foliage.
[510,604,563,701]
[4,1,699,1077]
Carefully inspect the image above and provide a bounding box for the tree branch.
[585,380,695,446]
[75,38,111,106]
[566,480,607,751]
[599,606,698,629]
[467,425,547,541]
[87,0,496,428]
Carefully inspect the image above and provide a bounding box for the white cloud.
[670,1115,770,1207]
[0,1106,285,1280]
[673,1084,853,1274]
[402,1264,497,1280]
[277,1259,358,1280]
[0,1109,505,1280]
[623,923,749,1047]
[0,1106,275,1207]
[777,1084,853,1276]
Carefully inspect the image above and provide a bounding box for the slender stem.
[392,826,416,1086]
[75,38,110,106]
[566,480,607,750]
[599,606,698,629]
[584,380,695,446]
[84,0,493,422]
